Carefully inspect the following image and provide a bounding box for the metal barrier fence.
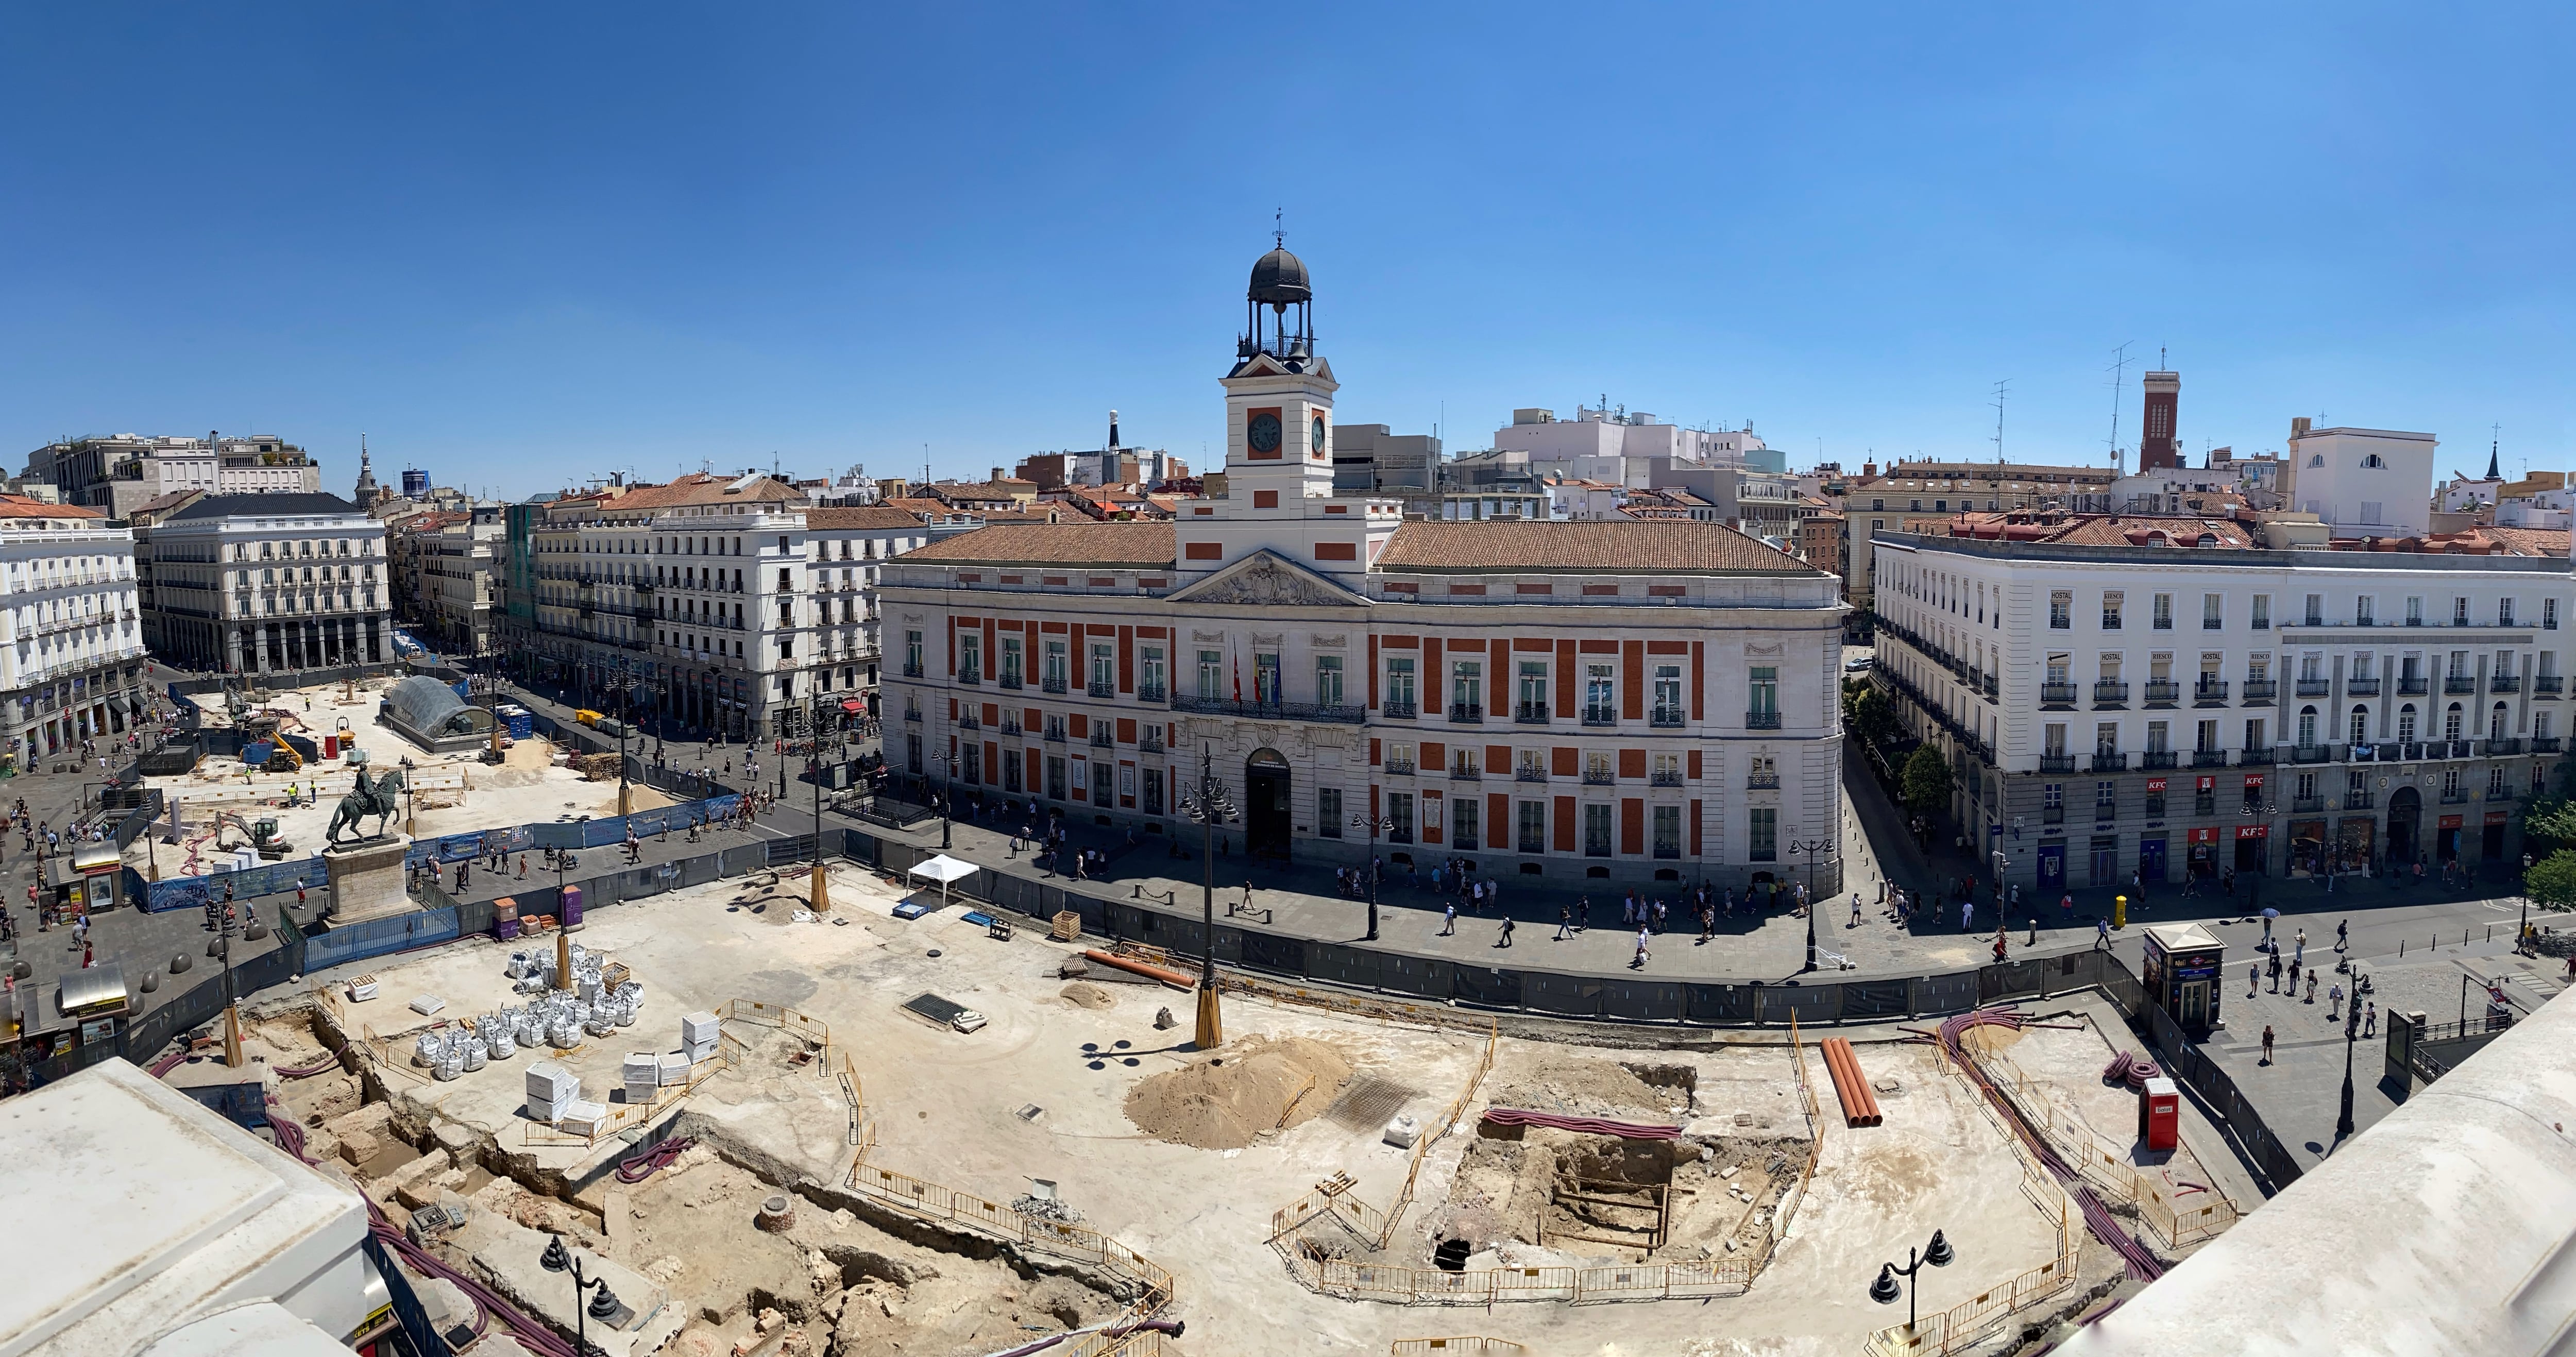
[1391,1342,1526,1356]
[848,1160,1176,1312]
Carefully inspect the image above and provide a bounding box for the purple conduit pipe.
[1933,1007,2168,1281]
[990,1317,1185,1357]
[617,1135,695,1184]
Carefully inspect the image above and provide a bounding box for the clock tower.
[1220,240,1336,501]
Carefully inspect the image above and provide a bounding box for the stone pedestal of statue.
[324,837,413,927]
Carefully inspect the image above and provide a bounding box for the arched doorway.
[2387,785,2422,865]
[1245,748,1293,862]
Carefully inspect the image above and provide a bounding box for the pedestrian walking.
[2329,982,2344,1020]
[2364,1002,2377,1038]
[1497,917,1515,948]
[2248,961,2260,997]
[2061,893,2073,923]
[1555,905,1573,941]
[2096,917,2111,947]
[1632,926,1652,969]
[2261,1025,2276,1064]
[1961,899,1975,932]
[2305,972,2318,1004]
[2269,953,2283,991]
[1850,893,1862,928]
[1440,903,1457,937]
[2336,919,2349,952]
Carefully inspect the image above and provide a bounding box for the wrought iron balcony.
[1042,676,1068,694]
[2090,752,2127,772]
[2398,676,2428,696]
[1515,767,1549,783]
[1169,693,1365,724]
[901,662,923,678]
[1382,758,1415,775]
[1090,729,1113,748]
[1747,773,1781,789]
[1515,703,1551,724]
[2192,750,2229,768]
[956,669,980,686]
[1649,709,1686,728]
[1745,710,1782,730]
[2441,791,2471,805]
[2538,675,2565,696]
[2494,674,2523,693]
[1087,680,1116,698]
[2292,744,2331,764]
[1137,684,1166,704]
[2039,753,2076,773]
[1650,771,1685,787]
[1581,769,1616,786]
[1137,734,1165,755]
[2041,682,2078,707]
[2445,675,2478,694]
[2489,738,2524,756]
[2296,678,2332,698]
[1380,698,1417,719]
[2536,736,2565,753]
[2140,751,2177,770]
[1044,725,1067,742]
[2345,790,2376,810]
[1449,766,1481,782]
[2194,678,2230,705]
[2293,796,2324,813]
[2092,681,2129,707]
[2143,680,2179,706]
[1448,702,1484,723]
[1582,706,1617,727]
[2241,679,2277,703]
[2347,677,2380,696]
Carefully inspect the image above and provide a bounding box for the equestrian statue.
[327,768,406,846]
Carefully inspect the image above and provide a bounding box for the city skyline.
[4,5,2569,495]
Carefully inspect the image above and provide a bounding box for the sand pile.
[1489,1058,1688,1122]
[1060,982,1116,1010]
[1125,1036,1354,1149]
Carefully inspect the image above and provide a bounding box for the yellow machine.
[575,709,604,727]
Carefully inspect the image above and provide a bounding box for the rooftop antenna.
[2105,341,2134,472]
[1990,378,2010,466]
[1274,207,1283,248]
[2490,423,2504,482]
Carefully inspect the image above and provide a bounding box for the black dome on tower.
[1248,246,1310,304]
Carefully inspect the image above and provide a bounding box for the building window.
[1748,807,1776,861]
[904,630,923,675]
[1197,649,1222,700]
[2049,591,2071,629]
[1517,661,1548,721]
[1386,657,1416,714]
[1318,787,1342,837]
[2043,782,2063,825]
[1253,652,1281,705]
[1518,800,1546,854]
[1585,663,1615,724]
[2501,598,2517,626]
[957,634,981,683]
[1451,660,1483,720]
[1451,795,1480,850]
[2101,591,2123,630]
[2145,781,2166,817]
[1316,655,1344,707]
[1583,803,1613,856]
[2095,780,2116,812]
[2455,597,2471,626]
[2250,595,2270,631]
[1386,791,1414,842]
[2152,593,2172,630]
[1138,645,1163,698]
[1748,666,1778,721]
[1045,640,1069,691]
[1652,805,1681,859]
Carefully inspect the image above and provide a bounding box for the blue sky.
[3,4,2568,498]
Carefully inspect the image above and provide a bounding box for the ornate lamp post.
[1788,835,1835,972]
[1869,1228,1954,1338]
[539,1234,625,1357]
[1176,744,1238,1049]
[1349,809,1393,941]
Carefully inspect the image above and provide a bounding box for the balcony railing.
[1745,710,1782,730]
[1382,758,1415,775]
[902,662,923,678]
[2489,737,2524,756]
[2143,680,2179,706]
[2194,679,2230,705]
[1449,766,1481,781]
[1649,709,1686,728]
[2192,750,2229,768]
[1043,726,1065,743]
[1449,702,1484,723]
[999,720,1024,736]
[2539,675,2565,696]
[1042,676,1069,694]
[2092,681,2129,706]
[2347,677,2380,696]
[1515,767,1549,783]
[1090,730,1114,749]
[2241,679,2277,703]
[1137,684,1166,704]
[2537,737,2565,753]
[2445,675,2478,694]
[1516,704,1551,724]
[1748,773,1781,789]
[1582,706,1617,727]
[1581,770,1616,786]
[2039,753,2075,773]
[2398,676,2429,695]
[2041,682,2078,707]
[1650,771,1685,787]
[1381,698,1417,719]
[2140,751,2177,769]
[2090,752,2127,772]
[2293,796,2324,813]
[2296,678,2332,697]
[1169,694,1365,724]
[1087,680,1116,698]
[2441,792,2471,805]
[956,669,980,686]
[2345,790,2376,810]
[2291,744,2331,764]
[2495,675,2523,693]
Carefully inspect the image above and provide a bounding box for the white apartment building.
[26,432,324,519]
[1872,516,2574,893]
[879,246,1846,888]
[1497,406,1768,477]
[801,506,927,718]
[0,497,148,770]
[133,492,390,677]
[2279,424,2438,536]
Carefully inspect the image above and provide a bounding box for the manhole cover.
[1324,1076,1421,1131]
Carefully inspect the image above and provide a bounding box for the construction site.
[143,676,660,876]
[170,835,2253,1357]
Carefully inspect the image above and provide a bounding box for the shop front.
[2138,835,2167,883]
[2186,826,2221,880]
[2288,819,2328,876]
[2484,810,2511,864]
[2335,817,2376,875]
[2437,813,2464,863]
[2233,822,2268,874]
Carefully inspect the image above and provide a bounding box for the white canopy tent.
[905,854,978,908]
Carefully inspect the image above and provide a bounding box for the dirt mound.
[1124,1036,1354,1149]
[1958,1024,2025,1055]
[1489,1058,1684,1122]
[1060,982,1116,1010]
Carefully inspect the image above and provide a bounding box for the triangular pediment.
[1227,352,1294,379]
[1168,549,1368,608]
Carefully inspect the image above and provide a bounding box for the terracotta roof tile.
[803,505,923,531]
[899,521,1175,567]
[1378,520,1820,574]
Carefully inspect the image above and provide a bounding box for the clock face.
[1246,412,1283,454]
[1312,415,1328,456]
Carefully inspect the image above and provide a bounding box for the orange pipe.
[1082,949,1196,991]
[1822,1038,1883,1127]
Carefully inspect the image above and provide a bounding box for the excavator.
[210,810,295,861]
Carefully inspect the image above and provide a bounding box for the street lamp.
[1348,809,1393,941]
[2520,852,2535,952]
[1869,1228,1955,1338]
[597,657,645,817]
[1788,836,1834,973]
[1176,745,1238,1050]
[539,1234,625,1357]
[2336,989,2359,1140]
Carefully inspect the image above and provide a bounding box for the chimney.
[990,467,1003,483]
[2291,417,2312,440]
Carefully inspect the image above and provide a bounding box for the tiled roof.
[804,505,923,531]
[127,490,203,519]
[1378,520,1821,575]
[2038,516,2257,549]
[605,473,804,513]
[162,491,363,522]
[899,522,1175,567]
[2478,527,2571,558]
[0,495,101,520]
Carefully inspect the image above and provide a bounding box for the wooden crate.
[1050,910,1082,942]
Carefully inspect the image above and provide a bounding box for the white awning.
[906,854,978,885]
